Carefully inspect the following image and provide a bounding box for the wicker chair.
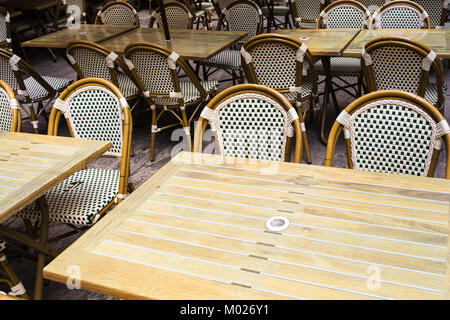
[66,40,141,110]
[17,78,132,240]
[0,48,73,133]
[325,90,450,179]
[0,7,11,51]
[261,0,292,31]
[63,0,87,24]
[315,0,371,144]
[149,1,194,29]
[354,0,388,14]
[0,81,27,299]
[194,83,303,163]
[411,0,447,28]
[241,33,318,163]
[289,0,326,29]
[95,0,140,26]
[371,0,430,29]
[124,42,219,161]
[361,36,445,114]
[198,0,263,85]
[180,0,212,30]
[211,0,239,27]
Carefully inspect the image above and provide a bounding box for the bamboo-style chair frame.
[194,83,303,163]
[289,0,326,29]
[17,78,132,246]
[0,7,12,51]
[148,1,194,29]
[241,33,318,163]
[325,90,450,179]
[124,42,218,161]
[0,48,72,133]
[198,0,263,85]
[66,40,142,110]
[94,0,140,27]
[411,0,447,29]
[180,0,211,30]
[0,81,27,299]
[361,36,445,114]
[211,0,239,28]
[370,0,431,29]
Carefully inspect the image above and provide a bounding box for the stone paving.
[1,8,449,299]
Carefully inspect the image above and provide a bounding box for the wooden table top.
[97,28,247,61]
[0,132,110,223]
[343,29,450,58]
[44,152,450,300]
[0,0,59,11]
[274,29,361,56]
[21,25,136,49]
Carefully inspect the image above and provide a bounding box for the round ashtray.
[78,31,87,35]
[300,36,309,41]
[266,216,290,232]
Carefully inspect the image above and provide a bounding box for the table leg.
[33,196,50,300]
[319,56,331,145]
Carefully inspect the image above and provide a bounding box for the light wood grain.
[0,132,111,223]
[343,29,450,58]
[44,152,450,300]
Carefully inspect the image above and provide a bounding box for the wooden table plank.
[21,25,136,49]
[97,28,247,61]
[44,152,450,300]
[274,29,361,56]
[0,132,111,223]
[343,29,450,58]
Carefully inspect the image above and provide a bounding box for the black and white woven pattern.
[100,4,137,26]
[226,3,261,42]
[117,73,139,98]
[0,87,13,131]
[425,83,446,113]
[356,0,386,14]
[19,76,73,101]
[0,12,8,45]
[282,76,314,101]
[154,80,219,105]
[206,49,241,70]
[326,5,367,28]
[315,57,361,77]
[17,168,120,226]
[293,0,323,22]
[348,102,436,176]
[71,47,112,81]
[151,5,192,29]
[377,6,424,29]
[0,58,19,92]
[412,0,445,28]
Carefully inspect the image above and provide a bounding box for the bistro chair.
[194,83,303,163]
[211,0,239,27]
[370,0,431,29]
[0,48,73,133]
[0,7,12,50]
[63,0,87,24]
[66,40,141,110]
[95,0,140,27]
[241,33,318,163]
[355,0,388,15]
[289,0,326,29]
[361,36,445,114]
[17,77,133,241]
[261,0,292,31]
[149,1,194,29]
[198,0,263,85]
[124,42,219,161]
[411,0,447,28]
[325,90,450,179]
[315,0,371,144]
[0,81,27,299]
[180,0,212,30]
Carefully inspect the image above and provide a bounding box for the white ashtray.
[300,36,309,41]
[266,216,290,232]
[78,31,87,35]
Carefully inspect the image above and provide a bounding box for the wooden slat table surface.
[343,29,450,58]
[0,132,111,224]
[0,0,59,10]
[44,152,450,300]
[21,25,136,49]
[97,28,247,61]
[274,29,361,56]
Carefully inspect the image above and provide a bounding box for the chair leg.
[150,108,156,162]
[33,196,50,300]
[297,101,312,164]
[29,104,39,134]
[0,252,29,299]
[181,108,192,152]
[239,69,244,84]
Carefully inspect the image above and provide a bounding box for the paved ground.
[1,9,450,299]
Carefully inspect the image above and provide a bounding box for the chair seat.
[117,73,140,99]
[315,57,361,77]
[261,6,290,16]
[18,76,73,102]
[17,168,120,226]
[200,2,214,12]
[282,76,314,101]
[203,49,241,70]
[425,83,447,113]
[0,240,6,252]
[154,80,219,106]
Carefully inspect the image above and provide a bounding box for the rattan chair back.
[371,0,431,29]
[95,0,139,26]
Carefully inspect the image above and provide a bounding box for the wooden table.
[275,29,361,56]
[44,152,450,300]
[343,29,450,59]
[97,28,247,61]
[21,25,137,49]
[0,132,110,299]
